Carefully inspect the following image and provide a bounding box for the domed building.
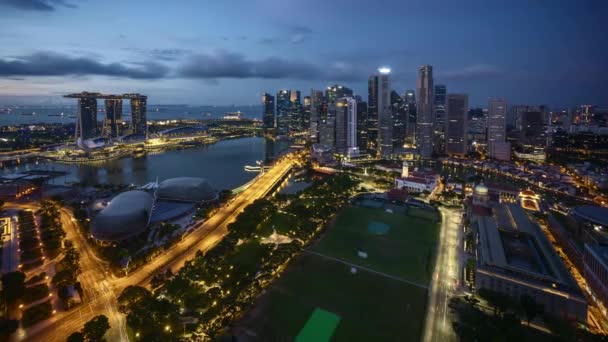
[91,190,154,242]
[155,177,217,202]
[473,182,489,207]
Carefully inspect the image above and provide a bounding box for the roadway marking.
[302,249,428,289]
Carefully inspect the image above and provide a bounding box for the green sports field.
[236,253,428,342]
[313,205,439,285]
[235,204,439,341]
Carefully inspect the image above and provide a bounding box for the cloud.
[288,25,313,44]
[442,64,504,80]
[178,50,363,81]
[125,48,192,61]
[0,52,169,79]
[0,0,76,11]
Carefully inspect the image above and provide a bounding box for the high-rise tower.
[416,65,434,158]
[262,92,275,129]
[445,94,468,156]
[369,68,392,158]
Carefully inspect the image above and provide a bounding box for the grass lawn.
[237,253,427,342]
[313,206,439,285]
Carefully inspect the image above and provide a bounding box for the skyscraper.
[261,92,275,129]
[325,84,353,103]
[276,90,290,133]
[487,98,510,160]
[104,98,122,138]
[391,91,407,150]
[302,96,311,134]
[335,97,358,156]
[76,95,98,140]
[369,68,392,158]
[445,94,468,156]
[289,90,302,131]
[309,89,324,141]
[433,84,447,155]
[130,94,148,138]
[356,99,368,153]
[416,65,434,158]
[404,90,416,143]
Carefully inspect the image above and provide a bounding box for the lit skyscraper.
[391,91,407,150]
[276,90,290,133]
[487,98,509,159]
[445,94,468,156]
[433,84,447,155]
[104,98,122,138]
[262,92,275,129]
[369,68,392,158]
[416,65,434,158]
[325,84,353,103]
[76,95,98,140]
[404,89,416,142]
[289,90,302,131]
[129,94,148,138]
[335,97,358,156]
[302,96,311,134]
[356,98,368,153]
[309,89,324,141]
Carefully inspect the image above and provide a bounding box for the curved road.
[17,155,295,342]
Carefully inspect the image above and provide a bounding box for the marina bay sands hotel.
[64,92,148,143]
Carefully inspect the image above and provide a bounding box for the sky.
[0,0,607,107]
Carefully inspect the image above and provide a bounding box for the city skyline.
[0,0,607,107]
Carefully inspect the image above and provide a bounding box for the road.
[422,206,463,342]
[19,155,295,342]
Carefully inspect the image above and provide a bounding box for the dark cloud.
[178,50,363,81]
[442,64,504,80]
[0,52,169,79]
[0,0,76,11]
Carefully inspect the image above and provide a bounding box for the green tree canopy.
[82,315,110,342]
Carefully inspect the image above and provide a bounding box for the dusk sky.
[0,0,606,107]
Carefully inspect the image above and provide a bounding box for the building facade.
[446,94,468,156]
[369,70,392,158]
[487,98,509,160]
[335,97,358,156]
[104,98,122,138]
[129,95,148,138]
[262,92,275,129]
[416,65,434,158]
[433,84,447,155]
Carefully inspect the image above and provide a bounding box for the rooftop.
[573,205,608,226]
[475,204,578,289]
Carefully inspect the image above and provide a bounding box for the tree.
[81,315,109,341]
[477,288,510,316]
[117,286,151,314]
[82,315,110,342]
[520,294,543,325]
[0,317,18,337]
[66,331,85,342]
[1,271,26,306]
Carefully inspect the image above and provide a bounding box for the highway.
[18,155,295,342]
[422,206,463,342]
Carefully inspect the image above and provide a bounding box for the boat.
[20,112,37,116]
[48,112,65,117]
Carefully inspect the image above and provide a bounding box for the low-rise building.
[394,163,439,194]
[583,244,608,317]
[472,203,587,321]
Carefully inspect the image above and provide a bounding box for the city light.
[378,67,391,74]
